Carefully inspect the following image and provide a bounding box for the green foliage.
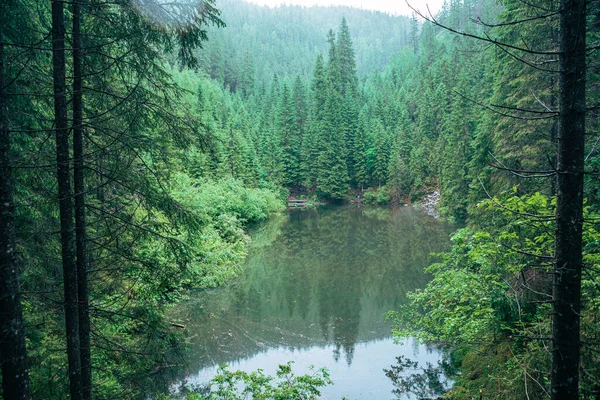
[7,0,600,397]
[351,109,370,189]
[20,169,283,398]
[6,25,283,392]
[363,187,392,205]
[390,228,507,344]
[179,362,332,400]
[371,120,390,187]
[169,6,493,207]
[146,175,284,290]
[174,175,283,224]
[390,192,600,398]
[197,0,414,87]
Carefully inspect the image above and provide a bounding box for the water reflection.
[167,206,452,398]
[385,353,454,399]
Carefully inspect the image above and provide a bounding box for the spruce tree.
[279,83,300,187]
[336,19,359,179]
[292,76,308,183]
[387,104,414,197]
[0,3,31,397]
[352,109,370,191]
[372,119,390,188]
[303,55,327,189]
[51,0,83,396]
[336,18,359,97]
[316,30,349,200]
[240,51,255,96]
[438,90,470,221]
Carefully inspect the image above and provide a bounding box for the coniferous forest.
[1,0,600,399]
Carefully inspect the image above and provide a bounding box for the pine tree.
[259,75,284,184]
[316,30,349,200]
[340,94,358,184]
[336,19,359,179]
[207,37,225,82]
[410,13,419,54]
[372,119,390,188]
[279,83,300,187]
[51,0,83,397]
[0,3,31,396]
[552,1,586,396]
[240,51,255,96]
[336,18,358,97]
[291,76,308,185]
[225,125,244,179]
[387,103,414,197]
[71,1,91,396]
[482,0,558,196]
[302,55,327,189]
[352,109,369,191]
[438,90,471,221]
[223,46,239,92]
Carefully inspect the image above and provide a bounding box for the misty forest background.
[1,0,600,398]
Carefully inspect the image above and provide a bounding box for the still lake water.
[168,206,453,399]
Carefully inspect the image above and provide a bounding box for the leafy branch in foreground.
[166,362,332,400]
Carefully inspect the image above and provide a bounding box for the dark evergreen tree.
[71,0,92,396]
[316,30,349,200]
[303,55,327,189]
[240,50,255,96]
[336,18,359,97]
[352,109,369,191]
[372,120,390,188]
[552,0,586,396]
[51,0,83,396]
[0,3,31,397]
[279,83,301,187]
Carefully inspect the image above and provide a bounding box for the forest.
[1,0,599,398]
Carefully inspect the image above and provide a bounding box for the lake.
[167,206,453,399]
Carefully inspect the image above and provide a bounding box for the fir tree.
[372,119,390,188]
[292,76,308,184]
[279,83,300,187]
[352,108,370,191]
[336,17,359,97]
[302,55,327,189]
[316,30,349,200]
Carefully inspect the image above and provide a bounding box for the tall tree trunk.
[551,0,586,398]
[549,25,559,198]
[51,0,83,398]
[0,29,31,400]
[72,1,92,398]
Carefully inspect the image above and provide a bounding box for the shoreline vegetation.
[287,188,441,221]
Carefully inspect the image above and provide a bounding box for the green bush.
[363,187,392,205]
[179,362,332,400]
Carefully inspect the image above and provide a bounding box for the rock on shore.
[420,190,440,218]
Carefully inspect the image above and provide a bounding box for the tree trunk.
[51,0,83,398]
[72,1,92,398]
[551,0,587,398]
[0,29,31,400]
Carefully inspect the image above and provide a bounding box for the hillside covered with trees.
[1,0,600,398]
